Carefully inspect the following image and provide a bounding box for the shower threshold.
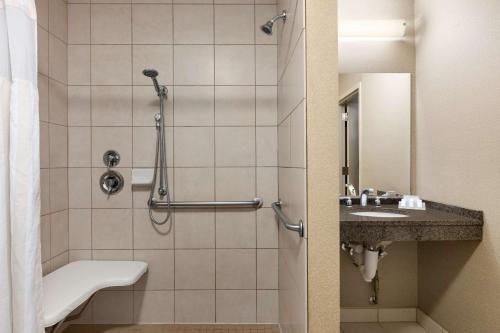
[64,324,281,333]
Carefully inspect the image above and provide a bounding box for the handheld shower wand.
[143,69,171,225]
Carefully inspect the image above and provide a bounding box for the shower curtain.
[0,1,44,332]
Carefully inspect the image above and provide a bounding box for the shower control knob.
[100,170,124,195]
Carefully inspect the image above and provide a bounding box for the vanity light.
[339,19,407,40]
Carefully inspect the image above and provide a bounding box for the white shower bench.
[42,260,148,333]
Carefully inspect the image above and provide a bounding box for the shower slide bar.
[149,197,263,209]
[272,201,304,237]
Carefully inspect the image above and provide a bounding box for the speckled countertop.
[340,200,483,243]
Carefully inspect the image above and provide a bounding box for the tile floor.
[64,324,281,333]
[341,322,428,333]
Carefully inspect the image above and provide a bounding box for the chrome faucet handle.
[375,196,382,207]
[346,197,353,207]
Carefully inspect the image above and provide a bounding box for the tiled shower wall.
[276,0,307,332]
[66,0,280,324]
[37,0,70,275]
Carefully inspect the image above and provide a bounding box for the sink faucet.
[360,188,374,207]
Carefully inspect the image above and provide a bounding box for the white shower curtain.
[0,1,44,333]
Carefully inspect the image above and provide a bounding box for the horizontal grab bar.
[272,201,304,237]
[149,198,263,209]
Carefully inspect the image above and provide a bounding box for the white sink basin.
[350,211,408,218]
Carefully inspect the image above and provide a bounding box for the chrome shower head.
[143,68,161,95]
[260,10,287,35]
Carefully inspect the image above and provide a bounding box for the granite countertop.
[340,200,484,243]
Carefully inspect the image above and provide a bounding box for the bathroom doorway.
[339,91,360,196]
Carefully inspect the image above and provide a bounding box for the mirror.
[338,73,411,196]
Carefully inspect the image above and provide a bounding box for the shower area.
[38,0,308,331]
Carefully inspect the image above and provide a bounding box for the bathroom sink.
[350,211,408,218]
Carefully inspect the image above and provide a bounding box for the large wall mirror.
[338,73,411,196]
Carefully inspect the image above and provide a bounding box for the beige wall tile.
[277,116,290,166]
[93,249,133,261]
[92,127,132,167]
[216,249,256,289]
[91,45,132,85]
[133,126,173,167]
[215,45,255,85]
[290,100,306,168]
[91,4,131,44]
[256,86,277,126]
[257,249,278,289]
[255,5,278,44]
[40,122,49,169]
[175,249,215,289]
[133,86,173,126]
[49,79,68,126]
[256,45,277,85]
[68,4,90,44]
[215,5,254,44]
[215,167,255,201]
[174,210,215,249]
[49,124,68,168]
[215,86,255,126]
[40,215,51,262]
[175,290,215,323]
[133,291,174,323]
[277,34,304,122]
[92,291,133,324]
[68,86,91,126]
[132,4,173,44]
[216,290,256,323]
[38,74,49,122]
[49,0,68,42]
[92,209,133,249]
[174,45,214,85]
[68,168,92,208]
[173,5,213,44]
[256,127,277,166]
[68,45,90,85]
[69,250,92,262]
[133,209,174,249]
[174,0,211,3]
[69,127,91,167]
[69,209,92,249]
[91,86,132,126]
[379,308,416,322]
[256,208,278,249]
[216,0,254,3]
[51,251,69,271]
[256,167,277,207]
[215,127,255,167]
[40,169,50,215]
[216,211,256,249]
[48,35,67,83]
[134,249,175,290]
[50,168,68,212]
[36,0,49,30]
[38,28,49,76]
[132,45,173,85]
[174,127,214,167]
[91,168,132,208]
[173,86,214,126]
[50,210,69,256]
[257,290,278,323]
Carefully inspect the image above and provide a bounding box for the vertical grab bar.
[271,201,304,237]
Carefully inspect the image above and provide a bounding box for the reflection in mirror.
[338,73,411,196]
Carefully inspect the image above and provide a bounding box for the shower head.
[260,10,287,35]
[143,69,161,95]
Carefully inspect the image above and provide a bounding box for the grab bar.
[149,198,263,209]
[272,201,304,237]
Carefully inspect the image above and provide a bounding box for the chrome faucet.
[360,188,374,207]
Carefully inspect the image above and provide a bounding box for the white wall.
[415,0,500,331]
